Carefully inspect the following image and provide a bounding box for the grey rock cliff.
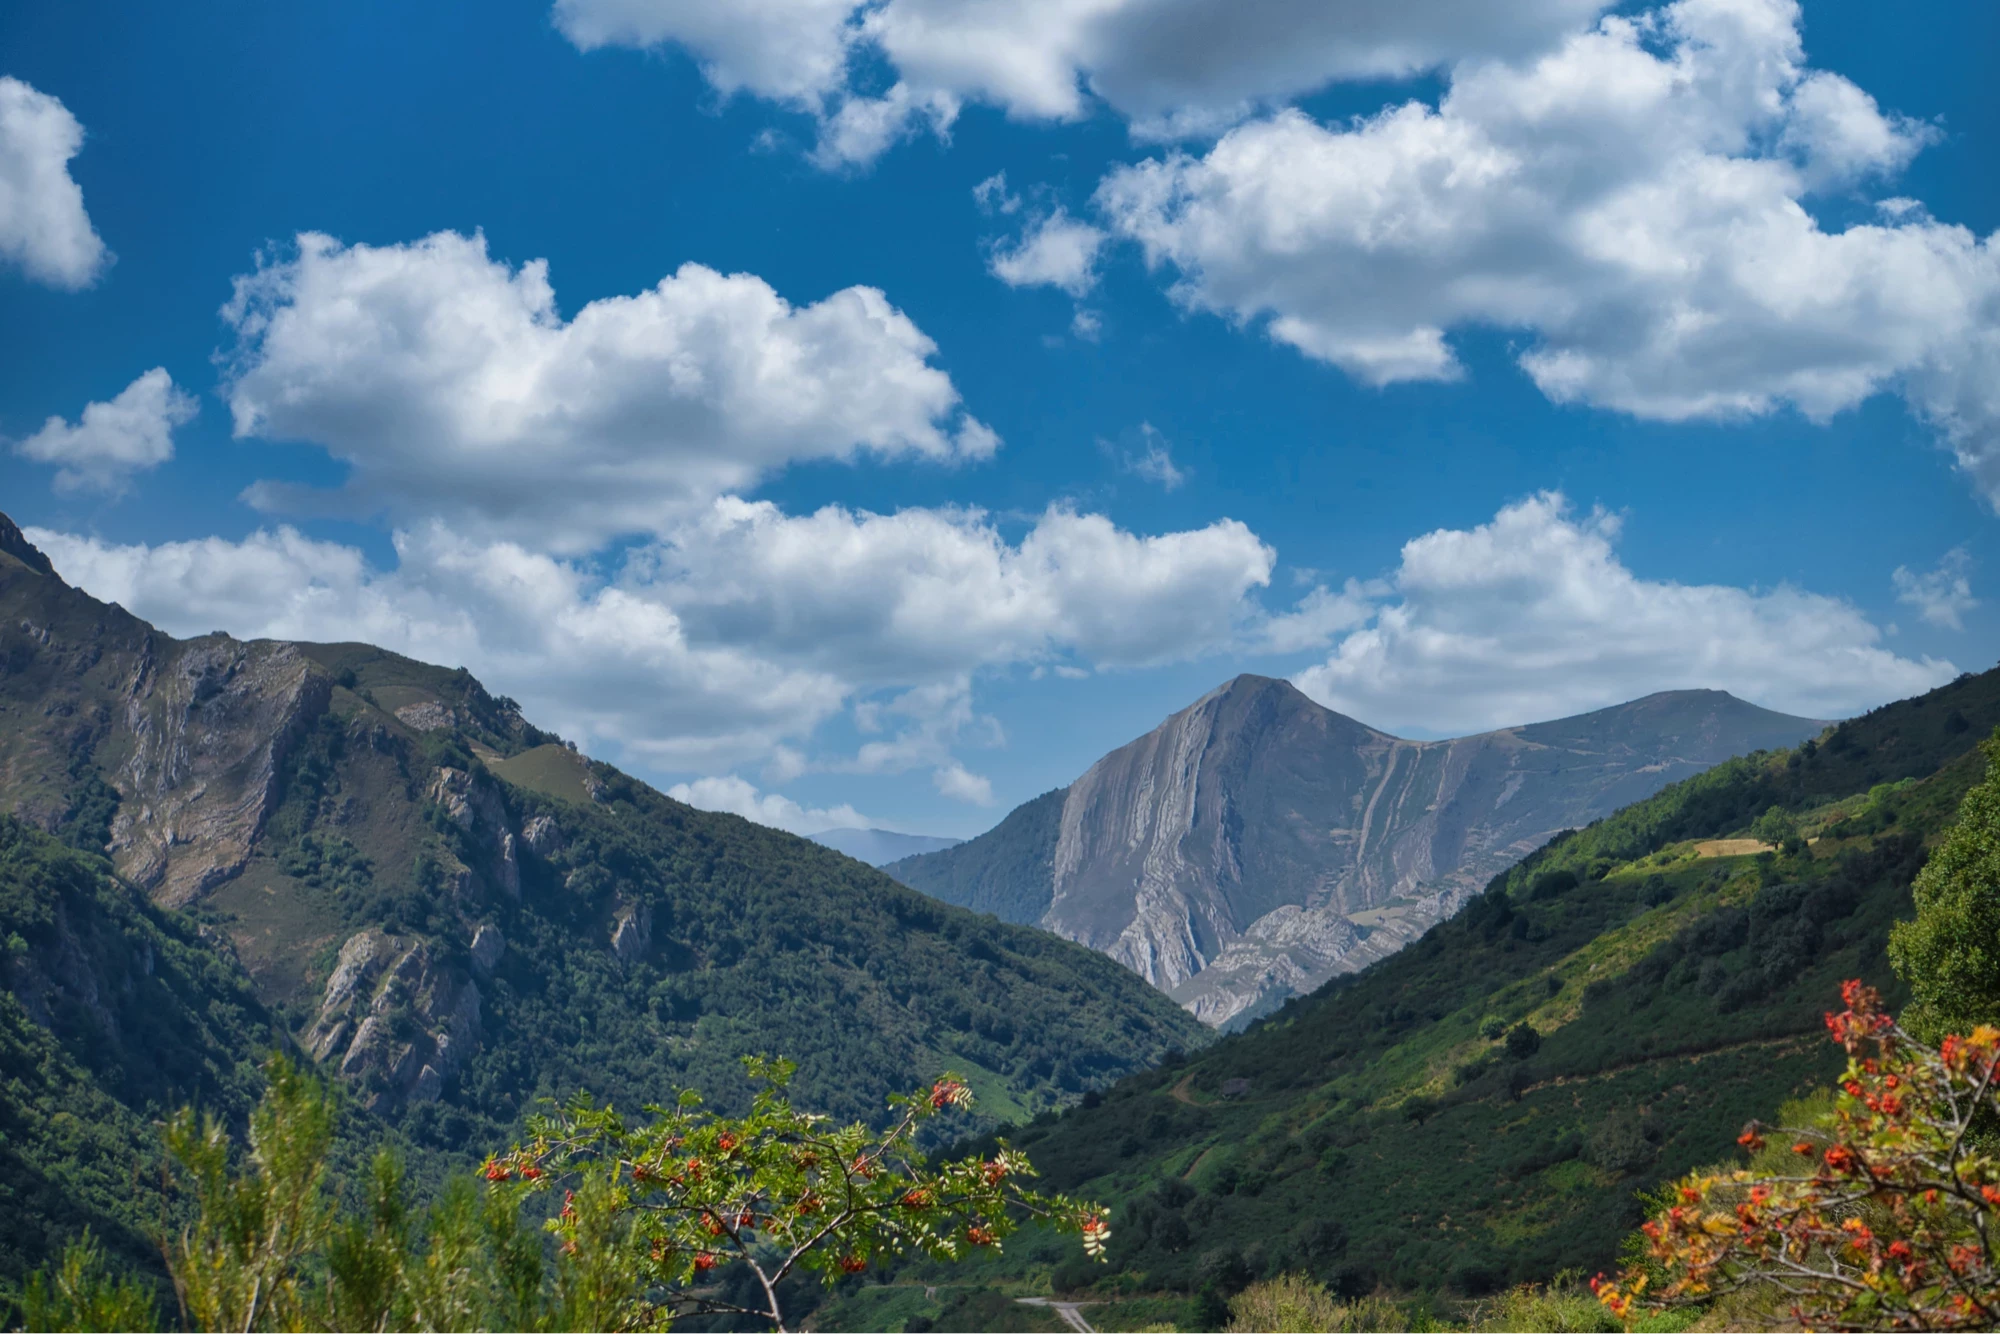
[892,675,1826,1026]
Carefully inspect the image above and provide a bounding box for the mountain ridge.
[807,827,963,866]
[831,662,2000,1328]
[0,514,1209,1172]
[889,673,1827,1026]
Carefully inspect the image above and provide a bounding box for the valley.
[2,503,1992,1330]
[0,517,1207,1286]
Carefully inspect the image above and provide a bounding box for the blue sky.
[1,0,1996,837]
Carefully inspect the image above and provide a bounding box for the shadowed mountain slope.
[0,514,1208,1196]
[889,674,1826,1026]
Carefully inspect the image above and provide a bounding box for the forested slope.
[0,817,278,1282]
[831,666,2000,1326]
[0,520,1212,1292]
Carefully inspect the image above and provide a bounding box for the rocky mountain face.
[888,674,1826,1027]
[0,514,1207,1135]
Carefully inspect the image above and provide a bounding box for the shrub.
[1225,1273,1403,1332]
[39,1054,1104,1333]
[1889,734,2000,1043]
[1597,982,2000,1330]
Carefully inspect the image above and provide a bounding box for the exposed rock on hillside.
[0,511,1211,1133]
[891,674,1826,1027]
[115,637,332,907]
[306,929,481,1108]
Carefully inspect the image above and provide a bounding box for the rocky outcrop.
[428,766,521,898]
[0,513,54,577]
[611,902,651,962]
[469,922,504,973]
[111,637,333,907]
[522,815,563,856]
[394,701,455,732]
[893,675,1827,1025]
[306,929,481,1108]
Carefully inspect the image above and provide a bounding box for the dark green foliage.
[0,817,278,1286]
[1487,665,2000,904]
[406,775,1208,1153]
[883,788,1068,924]
[886,682,2000,1307]
[56,754,119,855]
[1890,734,2000,1042]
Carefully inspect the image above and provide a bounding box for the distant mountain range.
[808,827,962,866]
[887,674,1826,1027]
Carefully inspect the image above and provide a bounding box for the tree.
[1751,806,1798,849]
[1595,981,2000,1330]
[484,1055,1107,1331]
[1889,733,2000,1044]
[103,1052,1106,1332]
[13,1231,157,1333]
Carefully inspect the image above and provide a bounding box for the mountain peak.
[1201,672,1323,715]
[0,513,55,578]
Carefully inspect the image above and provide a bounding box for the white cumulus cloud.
[988,208,1108,297]
[221,230,996,551]
[30,521,849,769]
[16,368,196,494]
[26,497,1281,774]
[1893,549,1977,631]
[664,775,869,836]
[1095,0,2000,500]
[1292,492,1954,734]
[932,762,995,805]
[552,0,1609,165]
[0,77,108,288]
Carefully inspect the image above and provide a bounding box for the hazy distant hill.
[0,510,1206,1233]
[808,827,962,866]
[888,674,1825,1026]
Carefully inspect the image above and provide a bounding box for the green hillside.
[827,667,2000,1327]
[0,532,1212,1295]
[0,817,278,1283]
[219,667,1209,1147]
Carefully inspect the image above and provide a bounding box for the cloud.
[1292,492,1954,733]
[932,762,995,805]
[220,230,995,551]
[0,77,108,288]
[15,368,196,494]
[988,208,1107,297]
[552,0,860,105]
[1893,548,1977,631]
[26,497,1280,772]
[664,775,869,836]
[553,0,1609,165]
[972,172,1020,215]
[1112,423,1186,489]
[1254,581,1373,655]
[31,521,849,769]
[1094,0,2000,500]
[647,497,1277,677]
